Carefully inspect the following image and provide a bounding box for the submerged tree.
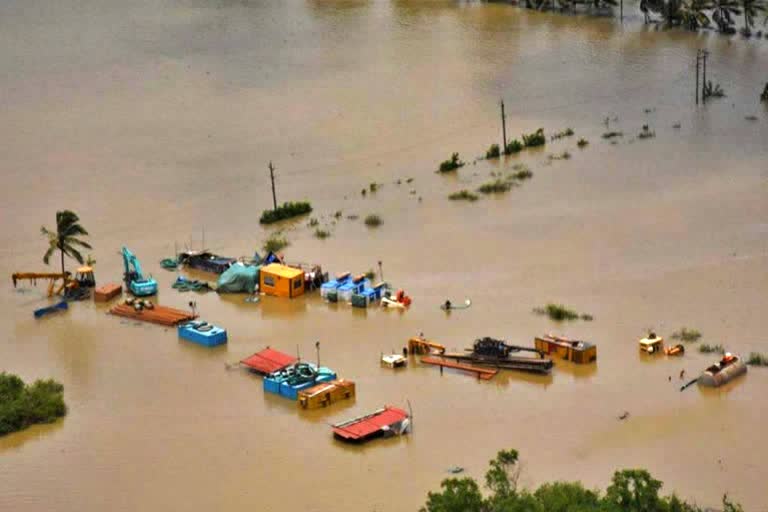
[711,0,741,31]
[681,0,713,29]
[739,0,766,32]
[41,210,92,275]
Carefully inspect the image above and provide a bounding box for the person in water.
[444,300,452,310]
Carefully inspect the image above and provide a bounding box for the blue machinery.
[122,247,158,296]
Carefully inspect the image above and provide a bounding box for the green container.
[327,291,338,303]
[351,294,368,309]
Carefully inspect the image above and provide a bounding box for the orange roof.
[261,263,304,280]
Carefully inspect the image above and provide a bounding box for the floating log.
[109,303,196,326]
[420,356,497,380]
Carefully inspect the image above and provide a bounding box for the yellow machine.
[12,266,95,297]
[408,337,446,355]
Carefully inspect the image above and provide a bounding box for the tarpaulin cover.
[217,263,259,293]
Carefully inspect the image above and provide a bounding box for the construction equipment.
[12,267,94,297]
[122,247,157,296]
[408,337,446,355]
[440,336,553,374]
[471,337,546,359]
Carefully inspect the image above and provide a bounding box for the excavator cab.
[75,266,96,288]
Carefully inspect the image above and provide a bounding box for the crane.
[122,247,157,296]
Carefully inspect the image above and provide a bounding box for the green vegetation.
[308,217,319,227]
[602,131,623,139]
[364,214,382,227]
[0,372,67,436]
[703,80,726,99]
[421,448,738,512]
[41,210,92,275]
[478,179,515,194]
[510,164,533,180]
[577,138,589,148]
[314,229,330,240]
[547,151,571,161]
[486,144,501,159]
[670,327,702,342]
[761,83,768,102]
[439,153,464,173]
[699,343,725,354]
[504,139,523,154]
[333,210,342,219]
[449,190,480,201]
[638,125,656,139]
[551,128,575,140]
[369,182,378,192]
[364,269,376,280]
[522,128,546,148]
[747,352,768,366]
[259,201,313,225]
[533,303,593,322]
[263,232,289,253]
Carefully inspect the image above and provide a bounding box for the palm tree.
[740,0,766,32]
[41,210,92,276]
[681,0,713,29]
[711,0,741,32]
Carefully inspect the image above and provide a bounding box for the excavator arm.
[11,272,73,297]
[408,337,446,355]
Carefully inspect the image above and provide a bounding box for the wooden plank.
[109,304,196,326]
[420,356,498,380]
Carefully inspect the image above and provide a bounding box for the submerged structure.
[298,379,356,409]
[698,353,747,387]
[240,348,298,375]
[534,334,597,364]
[639,333,664,354]
[178,320,227,347]
[442,337,553,374]
[259,263,306,298]
[332,406,410,443]
[263,362,337,399]
[177,251,237,274]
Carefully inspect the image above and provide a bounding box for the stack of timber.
[94,283,122,302]
[109,303,196,326]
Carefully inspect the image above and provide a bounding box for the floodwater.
[1,0,767,510]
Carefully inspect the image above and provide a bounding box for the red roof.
[332,406,408,441]
[240,348,297,374]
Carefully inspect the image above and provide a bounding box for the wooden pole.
[695,50,700,105]
[269,161,278,210]
[702,50,708,103]
[500,100,507,153]
[378,260,384,282]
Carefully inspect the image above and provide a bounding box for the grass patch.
[364,269,376,280]
[369,183,378,192]
[308,217,319,227]
[486,144,501,159]
[532,303,592,322]
[477,179,514,194]
[602,131,623,140]
[314,229,331,239]
[670,327,702,343]
[522,128,546,148]
[551,128,575,140]
[638,125,655,139]
[364,214,382,227]
[747,352,768,366]
[259,201,312,225]
[703,80,726,99]
[333,210,342,219]
[699,343,725,354]
[449,189,479,201]
[0,372,67,436]
[510,164,533,180]
[263,232,289,253]
[547,151,571,161]
[438,153,464,173]
[504,139,524,154]
[577,138,589,148]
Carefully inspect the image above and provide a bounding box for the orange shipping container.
[259,263,305,298]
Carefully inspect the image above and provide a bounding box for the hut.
[259,263,305,298]
[298,379,356,409]
[534,334,597,364]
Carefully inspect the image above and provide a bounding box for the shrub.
[577,138,589,148]
[333,210,342,219]
[522,128,546,148]
[259,201,313,225]
[308,217,319,227]
[670,328,701,343]
[699,343,725,354]
[477,179,514,194]
[314,229,330,239]
[638,125,655,139]
[438,153,464,172]
[548,151,571,161]
[449,190,479,201]
[365,269,376,280]
[602,131,623,139]
[364,214,382,227]
[747,352,768,366]
[486,144,501,159]
[761,83,768,102]
[504,139,523,154]
[532,303,591,322]
[0,372,67,436]
[263,233,289,253]
[551,128,575,140]
[369,183,378,192]
[703,81,725,99]
[510,167,533,180]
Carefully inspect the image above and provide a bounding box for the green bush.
[747,352,768,366]
[449,190,479,201]
[548,151,571,161]
[522,128,546,148]
[477,179,513,194]
[308,217,319,227]
[486,144,501,159]
[364,214,382,227]
[504,139,523,154]
[259,201,313,225]
[369,183,378,192]
[602,131,623,139]
[670,327,701,342]
[551,128,575,140]
[577,138,589,148]
[438,153,464,173]
[314,229,330,239]
[510,168,533,180]
[365,269,376,280]
[263,233,289,253]
[0,373,66,436]
[699,343,725,354]
[532,303,591,322]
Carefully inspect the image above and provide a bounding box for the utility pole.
[378,260,384,282]
[500,100,507,153]
[620,0,623,23]
[315,341,321,371]
[701,49,708,103]
[695,50,700,105]
[268,161,278,210]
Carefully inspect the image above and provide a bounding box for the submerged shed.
[240,348,297,375]
[332,406,410,443]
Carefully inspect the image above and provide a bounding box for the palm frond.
[62,245,85,264]
[66,238,93,249]
[43,246,56,265]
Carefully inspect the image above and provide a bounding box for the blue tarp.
[216,263,259,294]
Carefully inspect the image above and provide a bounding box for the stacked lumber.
[109,304,196,326]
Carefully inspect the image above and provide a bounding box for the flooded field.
[1,0,767,510]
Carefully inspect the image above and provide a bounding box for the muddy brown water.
[1,1,767,511]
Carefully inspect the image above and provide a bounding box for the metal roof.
[240,348,297,374]
[261,263,304,279]
[332,406,408,441]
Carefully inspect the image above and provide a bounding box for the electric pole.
[268,161,277,210]
[701,49,708,103]
[695,50,700,105]
[500,100,507,153]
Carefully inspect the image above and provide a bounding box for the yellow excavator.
[12,266,95,297]
[408,337,446,355]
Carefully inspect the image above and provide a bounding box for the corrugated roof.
[241,348,297,374]
[332,406,408,440]
[261,263,304,279]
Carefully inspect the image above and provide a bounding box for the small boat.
[33,301,68,319]
[698,353,747,387]
[639,333,664,354]
[332,405,410,443]
[178,320,228,347]
[381,354,407,368]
